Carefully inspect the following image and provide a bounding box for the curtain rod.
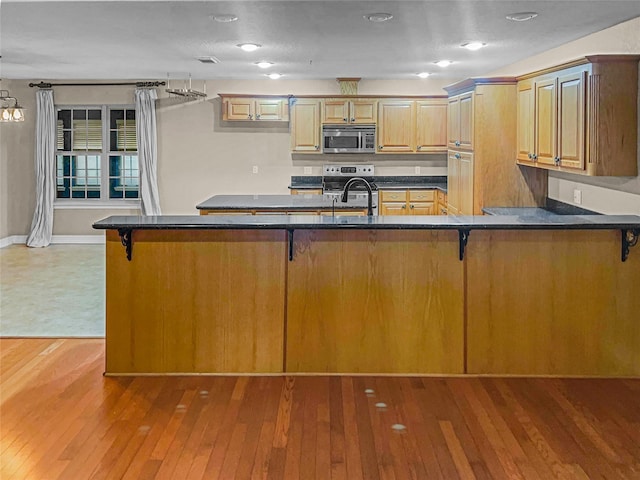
[29,81,166,88]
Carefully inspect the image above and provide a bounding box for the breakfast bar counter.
[94,214,640,377]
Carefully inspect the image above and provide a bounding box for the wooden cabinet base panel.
[105,229,286,374]
[286,229,465,374]
[466,230,640,376]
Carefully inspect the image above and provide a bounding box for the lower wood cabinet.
[379,189,437,215]
[437,190,448,215]
[447,150,474,215]
[290,189,322,195]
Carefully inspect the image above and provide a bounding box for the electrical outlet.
[303,166,312,175]
[252,165,259,174]
[414,166,421,175]
[573,189,582,204]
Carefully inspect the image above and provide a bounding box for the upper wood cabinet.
[444,78,548,215]
[290,99,321,153]
[378,98,448,153]
[448,92,473,150]
[221,95,289,121]
[516,55,639,176]
[377,101,415,152]
[322,99,377,124]
[416,100,448,153]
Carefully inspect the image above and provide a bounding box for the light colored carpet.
[0,244,105,337]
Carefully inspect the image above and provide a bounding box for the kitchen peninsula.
[94,214,640,377]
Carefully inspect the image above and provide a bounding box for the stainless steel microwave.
[322,125,376,153]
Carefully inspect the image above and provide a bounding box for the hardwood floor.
[1,339,639,479]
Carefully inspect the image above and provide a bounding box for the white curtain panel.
[26,89,56,248]
[135,88,161,215]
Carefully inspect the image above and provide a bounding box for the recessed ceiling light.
[212,14,238,23]
[506,12,538,22]
[364,13,393,22]
[255,61,274,69]
[416,72,431,78]
[434,60,453,68]
[461,42,486,51]
[237,43,261,52]
[266,73,283,80]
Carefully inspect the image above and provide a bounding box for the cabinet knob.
[379,145,383,150]
[248,114,252,119]
[256,114,261,119]
[454,153,461,159]
[351,118,355,122]
[554,156,560,165]
[410,204,415,209]
[315,145,319,150]
[528,153,532,159]
[417,146,422,150]
[532,153,538,160]
[343,118,347,122]
[402,204,406,209]
[455,140,460,147]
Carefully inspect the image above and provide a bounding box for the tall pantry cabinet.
[444,78,547,215]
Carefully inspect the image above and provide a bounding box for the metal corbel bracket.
[458,229,470,261]
[287,229,294,261]
[621,229,639,262]
[117,228,133,261]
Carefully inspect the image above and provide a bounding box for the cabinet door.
[534,78,557,166]
[377,101,415,152]
[517,81,535,163]
[225,98,254,120]
[322,100,349,124]
[447,151,460,214]
[557,70,586,170]
[350,100,377,124]
[458,151,474,215]
[290,189,322,195]
[290,99,321,152]
[409,202,435,215]
[448,96,460,148]
[380,202,407,215]
[416,100,448,153]
[458,92,474,150]
[255,99,288,121]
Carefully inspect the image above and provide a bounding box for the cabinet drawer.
[380,190,407,202]
[409,190,435,201]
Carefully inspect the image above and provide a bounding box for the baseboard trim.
[0,234,104,248]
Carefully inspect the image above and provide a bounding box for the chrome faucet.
[341,177,374,216]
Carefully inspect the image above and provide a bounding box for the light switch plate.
[414,166,421,175]
[573,189,582,204]
[304,166,312,175]
[252,165,259,174]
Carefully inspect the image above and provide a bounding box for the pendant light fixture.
[0,90,25,122]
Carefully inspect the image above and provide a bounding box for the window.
[56,106,139,203]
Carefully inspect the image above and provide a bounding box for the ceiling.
[1,0,640,81]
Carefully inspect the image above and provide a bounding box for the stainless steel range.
[322,164,378,214]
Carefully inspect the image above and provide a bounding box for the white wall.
[488,16,640,214]
[0,78,450,237]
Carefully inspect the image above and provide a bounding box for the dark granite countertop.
[196,194,371,211]
[483,199,601,217]
[94,214,640,231]
[289,175,448,193]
